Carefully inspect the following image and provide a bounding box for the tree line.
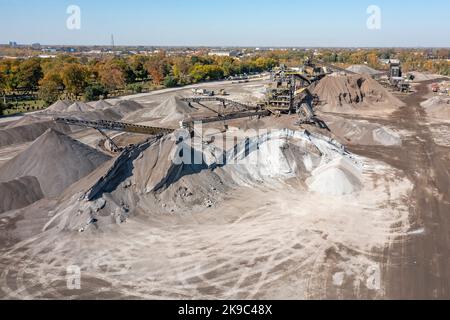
[0,52,277,106]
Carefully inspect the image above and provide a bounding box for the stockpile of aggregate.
[0,129,111,198]
[0,176,44,214]
[313,75,404,110]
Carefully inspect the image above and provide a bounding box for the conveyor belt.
[181,97,260,111]
[54,117,174,136]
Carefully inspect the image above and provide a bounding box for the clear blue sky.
[1,0,449,47]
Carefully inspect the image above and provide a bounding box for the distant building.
[380,58,400,65]
[42,48,57,53]
[208,50,241,57]
[9,41,18,48]
[38,54,56,59]
[31,43,41,50]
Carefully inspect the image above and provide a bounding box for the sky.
[0,0,449,47]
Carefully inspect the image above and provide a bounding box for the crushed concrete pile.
[0,176,44,214]
[67,101,93,113]
[323,115,402,146]
[49,129,363,232]
[46,100,73,113]
[4,115,47,129]
[0,129,111,198]
[89,100,112,110]
[0,119,73,148]
[313,75,404,110]
[421,96,450,120]
[111,100,144,117]
[409,71,444,82]
[346,65,382,75]
[147,96,195,123]
[67,108,123,122]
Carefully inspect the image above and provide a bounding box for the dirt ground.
[348,79,450,299]
[1,77,450,300]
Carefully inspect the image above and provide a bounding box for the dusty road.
[349,80,450,299]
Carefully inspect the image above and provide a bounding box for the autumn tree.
[145,52,170,85]
[98,60,126,91]
[172,57,193,85]
[16,58,43,91]
[38,71,64,104]
[0,71,5,105]
[189,64,224,83]
[367,52,380,69]
[0,60,19,94]
[60,63,88,98]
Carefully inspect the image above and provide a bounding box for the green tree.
[130,55,149,81]
[84,84,108,101]
[164,75,178,88]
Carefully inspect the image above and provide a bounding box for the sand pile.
[421,96,450,120]
[147,96,195,123]
[90,100,112,110]
[313,75,404,111]
[346,65,382,75]
[0,120,73,148]
[0,129,111,198]
[67,101,93,113]
[0,176,44,214]
[46,100,72,113]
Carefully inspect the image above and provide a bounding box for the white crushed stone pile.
[307,157,363,196]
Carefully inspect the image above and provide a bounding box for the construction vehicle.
[388,60,411,93]
[217,89,228,96]
[192,88,215,96]
[432,83,440,93]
